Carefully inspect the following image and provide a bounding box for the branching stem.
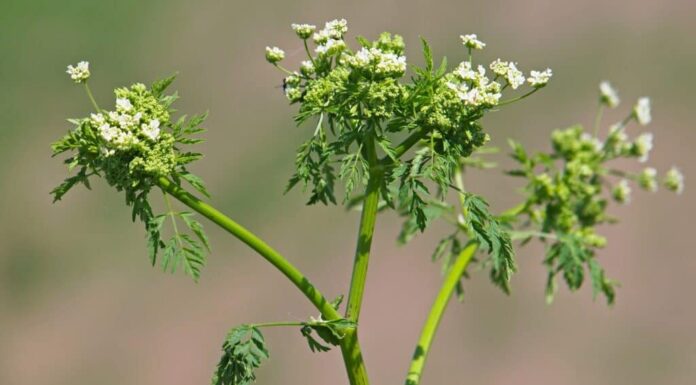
[405,242,479,385]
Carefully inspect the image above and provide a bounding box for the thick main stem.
[157,176,342,321]
[338,132,382,385]
[405,242,478,385]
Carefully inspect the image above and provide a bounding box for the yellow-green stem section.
[346,133,381,321]
[157,176,341,321]
[405,242,479,385]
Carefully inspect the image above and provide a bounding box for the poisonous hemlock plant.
[54,20,684,385]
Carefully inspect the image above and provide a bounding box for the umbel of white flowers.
[66,61,90,83]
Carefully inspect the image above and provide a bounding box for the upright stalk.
[405,242,479,385]
[339,131,382,385]
[345,132,382,321]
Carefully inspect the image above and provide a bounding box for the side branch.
[405,242,479,385]
[157,176,342,321]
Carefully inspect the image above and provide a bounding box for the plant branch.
[156,176,342,321]
[405,242,479,385]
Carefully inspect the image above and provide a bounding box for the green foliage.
[212,325,270,385]
[301,318,356,353]
[505,89,679,304]
[51,75,212,280]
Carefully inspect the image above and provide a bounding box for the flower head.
[141,119,161,141]
[633,97,651,125]
[291,23,316,39]
[460,34,485,50]
[265,46,285,64]
[612,179,632,204]
[638,167,658,192]
[663,167,684,194]
[505,62,525,90]
[315,38,346,56]
[300,60,315,75]
[527,68,552,87]
[66,61,90,83]
[633,132,653,162]
[599,81,620,108]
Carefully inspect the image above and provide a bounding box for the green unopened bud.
[663,167,684,194]
[612,179,632,204]
[599,81,620,108]
[291,23,316,39]
[638,167,658,192]
[265,46,285,64]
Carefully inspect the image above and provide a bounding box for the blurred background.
[1,0,694,384]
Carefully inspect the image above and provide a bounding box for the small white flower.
[324,19,348,39]
[141,119,161,141]
[300,60,315,75]
[612,179,632,204]
[265,46,285,64]
[663,167,684,194]
[505,62,525,90]
[460,34,485,50]
[66,61,90,83]
[90,113,105,125]
[581,132,603,152]
[599,81,620,108]
[315,39,346,56]
[99,124,119,142]
[116,98,133,112]
[634,132,654,162]
[456,62,477,81]
[638,167,658,192]
[291,23,316,39]
[634,97,651,125]
[527,68,552,87]
[489,59,510,77]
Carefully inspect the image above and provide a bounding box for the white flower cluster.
[460,34,485,50]
[634,97,651,125]
[664,167,684,194]
[300,60,315,75]
[265,46,285,64]
[90,96,162,151]
[292,23,316,39]
[447,62,502,107]
[638,167,658,192]
[612,179,632,204]
[313,19,348,55]
[66,61,90,83]
[346,47,407,76]
[489,59,525,89]
[599,81,620,108]
[527,68,553,87]
[633,132,653,162]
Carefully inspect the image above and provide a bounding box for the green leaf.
[180,212,211,251]
[212,325,269,385]
[180,171,211,197]
[151,73,178,97]
[420,37,434,73]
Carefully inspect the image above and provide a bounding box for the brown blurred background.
[1,0,695,384]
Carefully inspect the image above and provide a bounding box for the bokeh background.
[1,1,694,384]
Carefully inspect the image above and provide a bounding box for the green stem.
[84,83,101,111]
[339,132,384,385]
[497,87,540,107]
[159,176,369,384]
[405,242,479,385]
[156,176,342,321]
[593,104,605,138]
[163,192,183,248]
[252,321,306,329]
[345,133,381,321]
[385,127,429,164]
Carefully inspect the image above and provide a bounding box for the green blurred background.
[1,0,694,384]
